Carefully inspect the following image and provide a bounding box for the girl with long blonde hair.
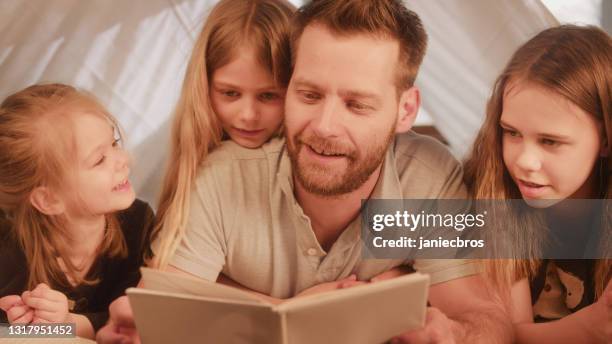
[0,84,155,339]
[95,2,295,342]
[153,0,295,269]
[464,25,611,343]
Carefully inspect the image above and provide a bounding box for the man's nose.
[312,98,341,138]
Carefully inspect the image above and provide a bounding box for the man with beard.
[98,1,512,343]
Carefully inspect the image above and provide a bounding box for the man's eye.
[541,138,561,147]
[347,100,370,112]
[299,91,321,103]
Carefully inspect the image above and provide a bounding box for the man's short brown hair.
[290,0,428,91]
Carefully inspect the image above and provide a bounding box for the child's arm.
[96,296,140,344]
[510,278,534,323]
[514,305,605,343]
[21,283,68,323]
[4,283,111,339]
[21,283,96,339]
[66,312,95,339]
[0,295,34,323]
[513,280,610,343]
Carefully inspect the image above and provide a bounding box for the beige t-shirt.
[167,132,476,298]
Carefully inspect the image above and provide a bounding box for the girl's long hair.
[0,83,127,289]
[464,25,612,299]
[153,0,295,268]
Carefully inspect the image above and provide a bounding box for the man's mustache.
[296,134,356,160]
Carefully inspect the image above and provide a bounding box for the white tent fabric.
[408,1,556,156]
[0,0,218,204]
[0,0,601,206]
[542,0,607,28]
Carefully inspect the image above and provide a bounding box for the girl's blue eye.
[223,90,240,97]
[502,128,519,137]
[259,92,279,101]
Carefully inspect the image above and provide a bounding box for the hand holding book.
[126,268,429,344]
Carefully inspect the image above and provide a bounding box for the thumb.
[110,296,136,327]
[35,283,50,292]
[0,295,22,312]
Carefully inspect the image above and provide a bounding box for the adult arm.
[393,273,513,344]
[431,274,513,343]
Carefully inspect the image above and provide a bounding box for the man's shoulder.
[393,131,460,174]
[392,131,466,198]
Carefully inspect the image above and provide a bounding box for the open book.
[126,268,429,344]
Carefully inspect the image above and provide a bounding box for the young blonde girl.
[153,0,295,269]
[0,84,155,339]
[464,25,611,343]
[95,1,295,342]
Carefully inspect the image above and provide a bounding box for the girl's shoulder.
[0,210,20,257]
[116,199,156,259]
[0,209,10,238]
[0,210,28,297]
[117,199,154,231]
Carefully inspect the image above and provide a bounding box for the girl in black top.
[0,84,155,339]
[464,26,611,342]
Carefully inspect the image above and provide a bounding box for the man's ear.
[395,86,420,133]
[29,187,65,215]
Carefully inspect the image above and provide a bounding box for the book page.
[140,267,263,304]
[128,288,283,344]
[276,273,429,344]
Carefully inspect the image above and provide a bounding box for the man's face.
[285,24,401,196]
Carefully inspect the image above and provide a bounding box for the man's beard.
[286,125,396,197]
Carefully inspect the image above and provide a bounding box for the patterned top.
[530,259,595,322]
